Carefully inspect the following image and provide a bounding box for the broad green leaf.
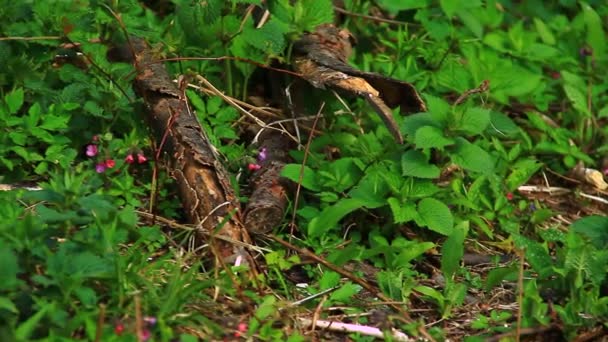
[570,216,608,249]
[488,111,519,136]
[457,9,483,38]
[451,138,494,174]
[425,94,451,124]
[456,107,490,136]
[281,164,321,191]
[485,265,518,291]
[330,283,362,302]
[0,297,18,313]
[401,150,441,179]
[513,235,553,279]
[414,126,454,149]
[0,243,20,291]
[241,19,286,55]
[533,18,555,45]
[308,198,364,237]
[5,88,24,114]
[417,198,454,235]
[394,241,435,266]
[402,112,442,140]
[440,0,459,17]
[376,0,430,13]
[319,271,340,290]
[506,159,542,190]
[441,222,468,280]
[16,303,52,340]
[581,2,606,58]
[296,0,334,31]
[563,84,591,117]
[387,197,417,224]
[377,271,403,300]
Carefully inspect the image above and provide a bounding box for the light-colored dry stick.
[298,318,412,341]
[517,185,570,195]
[193,75,299,143]
[0,36,61,41]
[0,184,42,191]
[186,82,281,118]
[287,286,339,307]
[579,192,608,205]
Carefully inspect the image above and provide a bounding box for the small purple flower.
[257,148,267,162]
[529,203,537,212]
[143,316,157,326]
[86,144,98,157]
[603,168,608,176]
[95,163,107,173]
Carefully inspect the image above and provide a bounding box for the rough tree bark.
[119,37,250,260]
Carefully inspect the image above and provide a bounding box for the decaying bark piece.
[292,24,426,143]
[243,130,294,234]
[123,38,248,258]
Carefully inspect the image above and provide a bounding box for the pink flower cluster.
[85,134,147,173]
[247,147,267,171]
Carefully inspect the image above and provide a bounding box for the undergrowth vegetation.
[1,0,607,341]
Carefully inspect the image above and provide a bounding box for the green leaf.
[533,18,555,45]
[16,303,52,340]
[377,271,403,300]
[425,94,450,124]
[457,9,483,38]
[5,88,24,114]
[0,297,18,313]
[485,265,518,291]
[513,235,553,279]
[488,111,519,136]
[414,126,454,149]
[581,2,606,58]
[387,197,417,224]
[451,138,494,174]
[319,271,340,290]
[0,242,20,291]
[455,107,490,136]
[40,114,70,130]
[417,198,454,235]
[441,222,468,280]
[296,0,334,31]
[440,0,459,17]
[570,216,608,249]
[401,150,441,179]
[563,84,591,117]
[241,19,287,55]
[308,198,364,237]
[281,164,320,191]
[376,0,430,13]
[330,283,362,302]
[506,159,542,190]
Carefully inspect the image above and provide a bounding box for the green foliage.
[0,0,607,340]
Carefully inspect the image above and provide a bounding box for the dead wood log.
[117,37,250,259]
[243,129,294,234]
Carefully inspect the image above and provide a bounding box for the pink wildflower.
[125,154,135,164]
[105,159,116,168]
[95,163,107,173]
[137,153,147,164]
[85,144,98,157]
[248,163,261,171]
